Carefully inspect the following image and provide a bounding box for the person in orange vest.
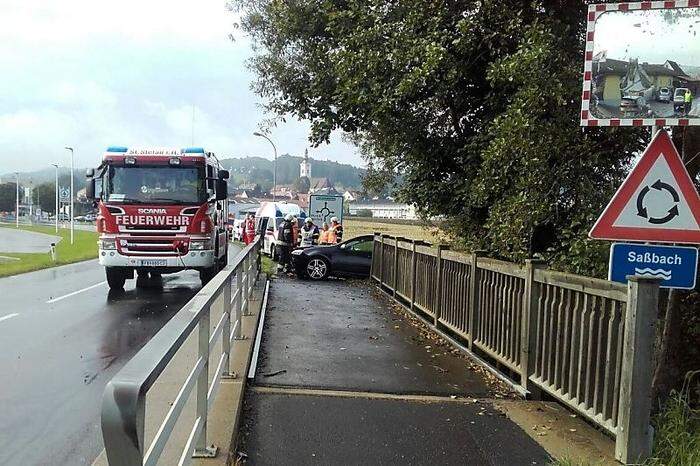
[318,222,331,244]
[243,214,256,245]
[291,216,300,247]
[329,216,343,244]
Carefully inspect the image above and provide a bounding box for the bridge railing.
[371,234,659,464]
[100,238,261,466]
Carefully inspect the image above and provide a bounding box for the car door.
[332,238,373,276]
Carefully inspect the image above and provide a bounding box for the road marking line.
[249,386,491,404]
[46,281,107,304]
[0,313,19,323]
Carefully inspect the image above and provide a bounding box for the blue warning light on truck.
[609,243,698,290]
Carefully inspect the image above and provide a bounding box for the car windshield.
[103,165,206,204]
[675,89,688,97]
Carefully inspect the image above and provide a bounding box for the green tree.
[230,0,645,275]
[0,182,21,212]
[32,183,57,213]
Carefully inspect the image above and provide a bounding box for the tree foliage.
[230,0,647,276]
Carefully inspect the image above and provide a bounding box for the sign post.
[309,194,344,225]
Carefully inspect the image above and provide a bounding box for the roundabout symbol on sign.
[636,179,679,225]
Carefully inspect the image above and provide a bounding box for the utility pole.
[15,172,19,228]
[65,147,74,244]
[253,132,278,201]
[52,164,59,233]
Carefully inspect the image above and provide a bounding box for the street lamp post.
[253,132,278,202]
[15,172,19,228]
[65,147,74,244]
[52,164,59,233]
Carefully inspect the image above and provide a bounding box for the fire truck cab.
[85,146,229,290]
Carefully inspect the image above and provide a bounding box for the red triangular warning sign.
[590,129,700,244]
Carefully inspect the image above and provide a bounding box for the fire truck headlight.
[189,239,212,250]
[100,239,117,250]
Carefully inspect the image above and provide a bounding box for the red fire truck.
[85,146,230,290]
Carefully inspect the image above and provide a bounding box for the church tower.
[300,149,311,179]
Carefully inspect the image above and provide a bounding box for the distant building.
[349,200,417,220]
[300,149,311,179]
[343,190,362,202]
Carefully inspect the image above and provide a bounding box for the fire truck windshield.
[103,165,207,204]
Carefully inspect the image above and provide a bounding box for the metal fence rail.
[101,238,261,466]
[371,234,660,463]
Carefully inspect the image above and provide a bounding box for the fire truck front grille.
[119,238,181,256]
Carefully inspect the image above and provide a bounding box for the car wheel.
[306,257,329,280]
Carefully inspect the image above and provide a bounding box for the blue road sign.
[609,243,698,290]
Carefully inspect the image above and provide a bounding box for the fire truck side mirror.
[215,179,228,201]
[218,170,229,180]
[85,177,96,200]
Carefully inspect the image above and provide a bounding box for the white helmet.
[305,217,313,224]
[331,216,338,223]
[285,214,294,221]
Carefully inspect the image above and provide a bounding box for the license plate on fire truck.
[139,259,167,267]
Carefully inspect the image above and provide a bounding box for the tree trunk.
[651,126,700,407]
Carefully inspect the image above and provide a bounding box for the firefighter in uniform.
[277,214,295,272]
[329,216,343,244]
[299,218,320,248]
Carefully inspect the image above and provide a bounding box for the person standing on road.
[685,89,693,115]
[292,215,300,247]
[243,214,256,245]
[329,216,343,244]
[318,222,330,244]
[299,217,320,248]
[277,214,295,272]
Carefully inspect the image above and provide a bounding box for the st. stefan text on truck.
[85,146,230,290]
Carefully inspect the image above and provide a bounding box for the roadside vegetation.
[0,225,98,277]
[550,372,700,466]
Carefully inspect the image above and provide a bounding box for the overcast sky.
[594,8,700,66]
[0,0,363,173]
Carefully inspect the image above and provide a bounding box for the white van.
[255,202,305,258]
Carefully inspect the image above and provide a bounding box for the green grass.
[0,225,98,277]
[260,254,276,276]
[344,218,447,244]
[549,372,700,466]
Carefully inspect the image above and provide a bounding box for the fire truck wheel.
[106,267,127,290]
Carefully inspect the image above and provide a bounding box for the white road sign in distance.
[59,187,71,203]
[309,194,343,225]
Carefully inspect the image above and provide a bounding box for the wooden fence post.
[378,234,384,286]
[615,276,660,465]
[370,232,379,280]
[393,236,400,296]
[410,240,417,312]
[434,245,446,326]
[467,250,485,350]
[520,259,546,399]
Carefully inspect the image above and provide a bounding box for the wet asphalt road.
[0,250,235,466]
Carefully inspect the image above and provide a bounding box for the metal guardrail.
[101,237,261,466]
[372,234,660,463]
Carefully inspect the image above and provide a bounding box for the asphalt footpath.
[237,277,551,465]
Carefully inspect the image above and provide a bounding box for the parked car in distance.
[657,87,671,103]
[619,95,648,116]
[674,87,690,112]
[292,235,374,280]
